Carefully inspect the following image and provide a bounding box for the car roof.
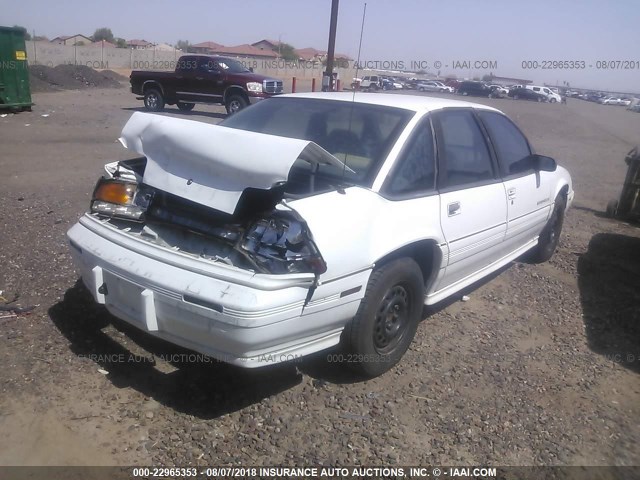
[278,92,502,114]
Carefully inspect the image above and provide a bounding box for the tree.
[273,42,298,62]
[13,25,31,40]
[115,37,127,48]
[176,39,193,53]
[33,35,48,41]
[93,28,114,43]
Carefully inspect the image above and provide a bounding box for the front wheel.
[177,102,195,111]
[143,88,165,111]
[550,98,557,103]
[340,258,424,377]
[225,94,248,114]
[529,194,566,263]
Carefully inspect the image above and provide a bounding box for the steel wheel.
[340,257,423,377]
[373,285,410,354]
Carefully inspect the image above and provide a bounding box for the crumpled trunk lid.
[119,112,350,215]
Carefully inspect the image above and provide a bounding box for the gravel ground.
[0,88,639,469]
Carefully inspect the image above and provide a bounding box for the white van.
[526,85,562,103]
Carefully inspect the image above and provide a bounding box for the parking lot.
[1,84,639,467]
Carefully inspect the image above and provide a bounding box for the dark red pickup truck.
[130,55,283,114]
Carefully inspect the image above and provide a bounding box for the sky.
[3,0,640,91]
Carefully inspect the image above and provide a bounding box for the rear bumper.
[66,215,362,367]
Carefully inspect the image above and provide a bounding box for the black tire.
[341,258,424,377]
[529,194,566,263]
[606,199,619,218]
[225,94,248,114]
[143,88,165,111]
[550,98,557,103]
[177,102,195,111]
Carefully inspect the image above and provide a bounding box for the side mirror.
[509,154,557,175]
[532,154,557,172]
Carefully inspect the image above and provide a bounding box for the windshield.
[220,97,413,189]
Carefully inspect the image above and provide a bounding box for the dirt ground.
[0,85,639,469]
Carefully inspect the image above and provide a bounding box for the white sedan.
[417,81,453,93]
[601,97,630,106]
[67,93,574,377]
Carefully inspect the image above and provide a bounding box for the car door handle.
[448,201,461,216]
[507,187,516,199]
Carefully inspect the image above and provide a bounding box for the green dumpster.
[0,26,32,111]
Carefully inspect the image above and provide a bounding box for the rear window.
[220,97,413,188]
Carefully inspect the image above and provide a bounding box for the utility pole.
[324,0,339,91]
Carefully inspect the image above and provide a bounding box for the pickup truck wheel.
[225,94,248,114]
[143,88,165,111]
[550,98,557,103]
[341,258,423,377]
[529,194,566,263]
[177,102,195,111]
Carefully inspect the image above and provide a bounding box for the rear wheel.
[529,194,566,263]
[177,102,195,111]
[225,94,248,114]
[143,88,164,111]
[340,258,424,377]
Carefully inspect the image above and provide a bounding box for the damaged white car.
[67,92,574,377]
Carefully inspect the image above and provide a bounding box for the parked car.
[444,79,462,91]
[487,85,508,98]
[381,78,395,90]
[67,92,573,377]
[425,81,454,93]
[489,85,509,97]
[129,55,283,114]
[360,75,382,91]
[526,85,562,103]
[416,81,443,92]
[601,97,630,106]
[508,87,546,102]
[457,81,494,97]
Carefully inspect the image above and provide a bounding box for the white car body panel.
[437,183,507,290]
[503,171,554,252]
[67,93,574,369]
[289,187,444,284]
[119,112,351,214]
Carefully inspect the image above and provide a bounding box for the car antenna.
[339,2,367,193]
